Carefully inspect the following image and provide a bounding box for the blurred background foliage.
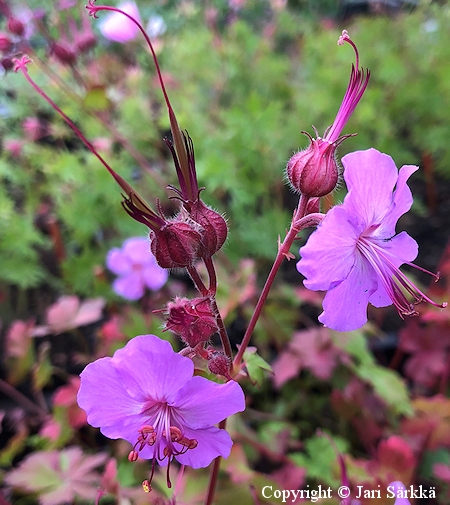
[1,0,449,309]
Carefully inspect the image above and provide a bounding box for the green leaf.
[83,86,110,112]
[243,347,273,388]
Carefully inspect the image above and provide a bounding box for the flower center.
[356,236,447,316]
[127,403,198,489]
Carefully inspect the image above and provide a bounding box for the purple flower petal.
[298,206,359,291]
[122,236,151,264]
[112,272,145,301]
[342,149,399,230]
[106,248,132,275]
[143,264,169,291]
[111,335,194,404]
[175,426,233,468]
[375,164,418,238]
[77,357,144,435]
[388,481,411,505]
[319,255,377,331]
[173,377,245,428]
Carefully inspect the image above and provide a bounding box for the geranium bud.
[76,33,97,53]
[150,215,203,269]
[1,57,13,71]
[7,17,25,36]
[51,42,77,65]
[0,33,12,51]
[189,199,228,258]
[286,133,339,197]
[208,351,232,380]
[164,296,218,347]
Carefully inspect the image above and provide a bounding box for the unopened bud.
[51,42,76,65]
[150,215,203,269]
[189,200,228,258]
[164,296,218,347]
[286,134,339,197]
[1,57,13,71]
[7,17,25,37]
[208,351,232,380]
[76,33,97,53]
[0,33,12,52]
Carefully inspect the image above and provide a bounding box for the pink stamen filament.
[357,237,447,315]
[129,404,198,488]
[325,31,370,144]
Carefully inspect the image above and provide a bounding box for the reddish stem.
[204,419,226,505]
[233,195,310,368]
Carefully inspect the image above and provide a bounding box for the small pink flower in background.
[39,417,61,442]
[53,377,87,429]
[99,1,141,43]
[4,138,23,157]
[4,447,107,505]
[106,236,168,300]
[434,462,450,482]
[33,295,105,336]
[78,335,245,487]
[297,148,446,331]
[272,328,349,386]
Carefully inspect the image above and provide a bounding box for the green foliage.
[290,432,348,487]
[333,330,412,416]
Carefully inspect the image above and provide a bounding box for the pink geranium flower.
[77,335,245,487]
[106,236,168,300]
[297,148,446,331]
[98,1,141,43]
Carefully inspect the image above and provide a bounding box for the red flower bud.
[7,17,25,37]
[51,42,77,65]
[286,133,339,198]
[189,200,228,258]
[0,33,12,52]
[150,214,203,269]
[164,296,218,347]
[76,33,97,53]
[207,351,232,380]
[1,57,13,71]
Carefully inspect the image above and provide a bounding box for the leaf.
[289,432,348,488]
[242,347,272,388]
[83,86,110,112]
[355,364,412,416]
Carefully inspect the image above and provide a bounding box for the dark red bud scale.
[164,296,218,347]
[150,215,203,269]
[207,351,232,380]
[286,134,339,198]
[189,199,228,258]
[7,17,25,37]
[51,42,77,65]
